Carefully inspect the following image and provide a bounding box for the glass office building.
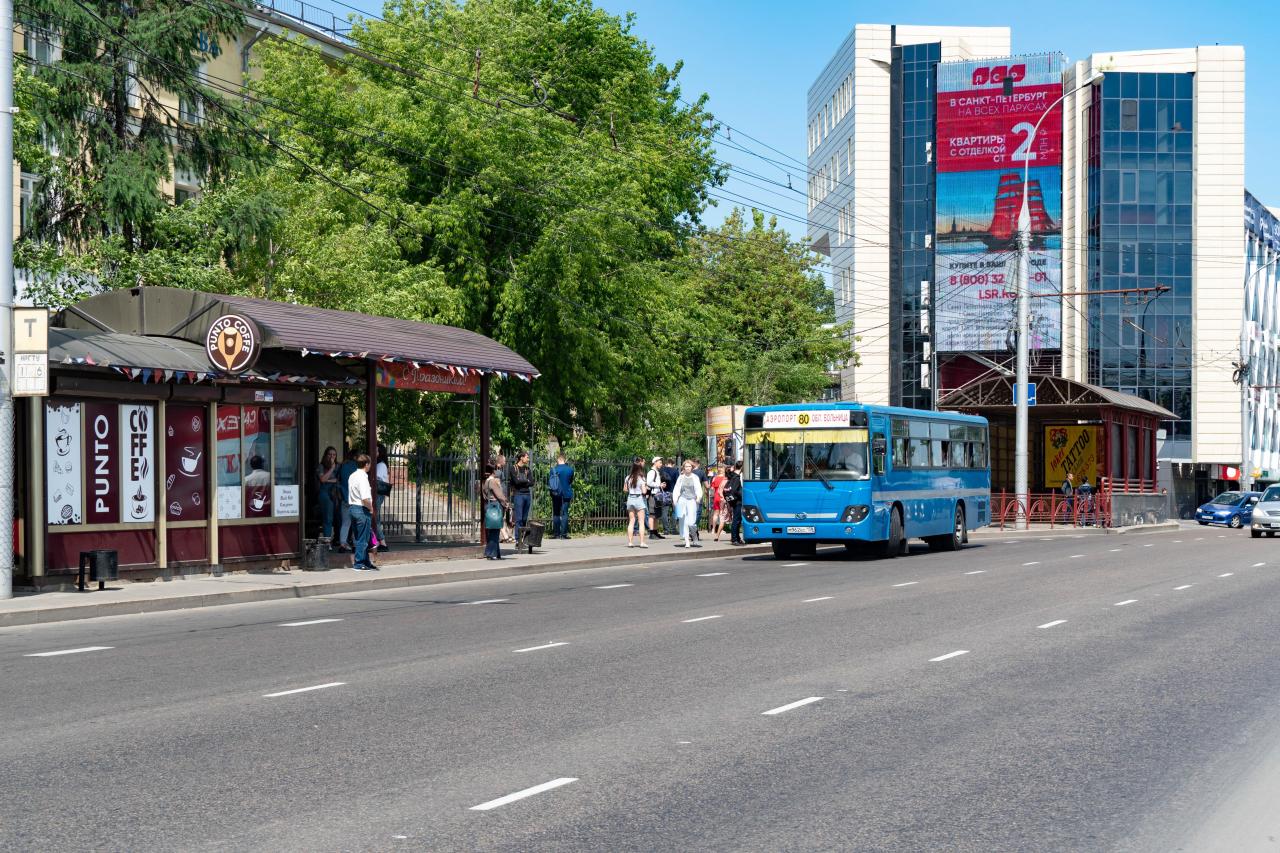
[1086,72,1196,451]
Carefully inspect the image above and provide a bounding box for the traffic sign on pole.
[13,307,49,397]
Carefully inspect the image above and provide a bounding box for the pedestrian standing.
[347,453,377,571]
[673,460,704,548]
[691,458,707,541]
[550,453,575,539]
[725,460,745,545]
[1061,472,1076,518]
[1077,476,1094,527]
[710,465,727,541]
[373,442,391,553]
[660,456,679,534]
[495,453,513,543]
[511,451,533,545]
[481,463,509,560]
[623,461,650,548]
[315,446,340,544]
[646,456,667,540]
[336,446,359,552]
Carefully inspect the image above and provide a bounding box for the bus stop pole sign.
[12,307,49,397]
[1013,382,1037,407]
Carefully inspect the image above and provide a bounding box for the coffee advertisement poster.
[46,401,82,526]
[84,402,119,524]
[121,404,155,523]
[165,405,207,520]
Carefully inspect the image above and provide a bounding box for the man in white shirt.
[347,454,376,570]
[646,456,666,540]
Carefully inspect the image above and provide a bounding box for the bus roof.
[743,402,987,425]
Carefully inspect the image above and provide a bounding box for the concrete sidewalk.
[0,533,769,627]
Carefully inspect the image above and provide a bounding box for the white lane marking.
[513,642,569,653]
[762,696,824,716]
[1173,584,1193,591]
[1070,554,1085,559]
[1253,562,1266,568]
[460,599,510,606]
[1023,561,1041,566]
[1196,537,1205,541]
[594,584,633,589]
[469,778,578,811]
[1144,543,1155,547]
[783,562,810,567]
[263,681,345,698]
[280,618,343,627]
[1173,540,1183,543]
[1109,548,1123,552]
[803,596,834,603]
[1219,573,1234,578]
[681,615,723,623]
[892,581,919,588]
[24,646,113,657]
[1114,599,1138,607]
[929,650,970,662]
[1037,620,1068,629]
[697,572,729,577]
[1040,537,1056,541]
[965,570,986,575]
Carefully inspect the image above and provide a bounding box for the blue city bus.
[739,403,990,558]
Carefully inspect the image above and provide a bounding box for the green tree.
[20,0,260,250]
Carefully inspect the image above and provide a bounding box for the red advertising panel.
[375,362,481,394]
[934,53,1065,354]
[166,404,207,520]
[84,402,118,524]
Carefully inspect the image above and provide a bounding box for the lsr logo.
[971,64,1026,86]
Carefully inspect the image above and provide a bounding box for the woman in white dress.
[672,460,704,548]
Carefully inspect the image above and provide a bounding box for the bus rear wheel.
[879,507,905,558]
[772,541,794,560]
[929,505,965,552]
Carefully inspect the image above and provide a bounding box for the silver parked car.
[1250,485,1280,538]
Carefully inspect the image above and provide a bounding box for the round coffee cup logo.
[206,314,262,374]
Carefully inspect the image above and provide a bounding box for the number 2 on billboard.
[1011,122,1036,163]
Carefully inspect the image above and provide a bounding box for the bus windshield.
[745,428,869,482]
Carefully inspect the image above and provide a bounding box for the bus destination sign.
[761,410,851,429]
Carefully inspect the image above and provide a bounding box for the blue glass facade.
[1087,71,1195,444]
[889,42,939,410]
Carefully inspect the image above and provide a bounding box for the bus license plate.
[786,526,816,534]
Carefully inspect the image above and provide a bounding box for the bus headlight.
[841,505,870,523]
[743,505,763,522]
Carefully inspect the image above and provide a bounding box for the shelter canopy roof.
[939,375,1177,420]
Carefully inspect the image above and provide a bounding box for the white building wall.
[808,23,1008,405]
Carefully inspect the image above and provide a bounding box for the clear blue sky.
[591,0,1276,234]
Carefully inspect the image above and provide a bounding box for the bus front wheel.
[771,541,794,560]
[879,508,905,558]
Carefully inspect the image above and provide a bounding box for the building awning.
[51,328,362,386]
[59,286,539,381]
[939,375,1177,420]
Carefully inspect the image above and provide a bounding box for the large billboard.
[934,54,1064,353]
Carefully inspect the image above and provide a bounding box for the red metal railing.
[992,477,1160,529]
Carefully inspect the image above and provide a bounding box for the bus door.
[869,415,889,530]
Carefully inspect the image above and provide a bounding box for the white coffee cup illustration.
[180,448,202,475]
[251,491,267,511]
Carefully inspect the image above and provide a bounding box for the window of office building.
[1087,71,1194,444]
[889,41,940,410]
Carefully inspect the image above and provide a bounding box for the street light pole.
[0,0,15,599]
[1014,70,1103,528]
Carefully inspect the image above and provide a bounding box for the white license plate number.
[786,526,816,534]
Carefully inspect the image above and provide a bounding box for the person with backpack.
[549,453,575,539]
[646,456,667,540]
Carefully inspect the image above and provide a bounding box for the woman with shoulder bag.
[373,443,392,552]
[623,461,649,549]
[482,463,509,560]
[315,446,340,544]
[511,451,534,545]
[672,460,704,549]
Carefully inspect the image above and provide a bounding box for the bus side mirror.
[872,437,887,476]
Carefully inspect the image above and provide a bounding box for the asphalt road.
[4,525,1280,851]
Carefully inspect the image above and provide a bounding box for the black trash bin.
[78,549,118,591]
[518,522,545,554]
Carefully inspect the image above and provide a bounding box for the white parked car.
[1250,485,1280,538]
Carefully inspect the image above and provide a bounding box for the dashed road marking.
[1114,599,1138,607]
[461,599,510,606]
[1070,554,1084,559]
[594,584,633,589]
[469,778,578,811]
[1109,549,1123,552]
[929,650,970,662]
[803,596,834,603]
[24,646,113,657]
[762,696,824,716]
[964,570,986,575]
[1174,585,1193,590]
[892,581,919,588]
[1219,573,1234,578]
[513,642,569,654]
[681,615,723,623]
[280,618,343,627]
[783,563,810,567]
[1023,561,1040,566]
[1253,562,1266,568]
[697,572,729,577]
[263,682,345,698]
[1037,620,1067,629]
